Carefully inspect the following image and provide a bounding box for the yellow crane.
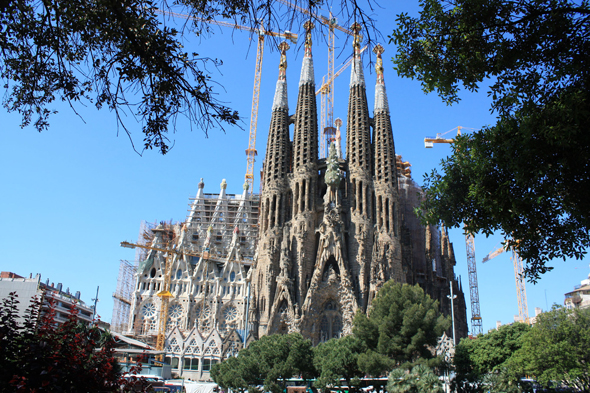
[121,235,203,358]
[483,244,530,323]
[277,0,354,158]
[153,9,297,193]
[424,126,484,335]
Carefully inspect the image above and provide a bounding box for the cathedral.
[120,22,467,380]
[250,22,466,342]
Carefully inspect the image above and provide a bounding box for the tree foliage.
[387,364,444,393]
[313,335,366,392]
[391,0,590,280]
[0,292,144,392]
[1,0,379,154]
[453,323,531,393]
[211,333,315,393]
[353,282,450,375]
[508,306,590,392]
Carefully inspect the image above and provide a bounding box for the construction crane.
[277,0,354,158]
[153,9,297,193]
[121,236,202,358]
[483,244,530,323]
[424,127,484,335]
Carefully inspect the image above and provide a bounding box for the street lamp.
[447,281,457,346]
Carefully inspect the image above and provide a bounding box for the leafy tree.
[212,333,315,393]
[508,306,590,392]
[453,323,531,393]
[353,282,450,376]
[313,335,366,392]
[0,292,145,392]
[211,355,248,392]
[1,0,379,154]
[391,0,590,280]
[387,364,443,393]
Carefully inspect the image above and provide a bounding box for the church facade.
[122,22,467,380]
[250,22,467,344]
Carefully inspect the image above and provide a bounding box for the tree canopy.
[508,306,590,392]
[353,282,449,375]
[453,323,531,393]
[391,0,590,280]
[388,364,444,393]
[1,0,378,154]
[211,333,315,393]
[313,335,366,392]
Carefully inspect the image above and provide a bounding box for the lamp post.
[447,281,457,346]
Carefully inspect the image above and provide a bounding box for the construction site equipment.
[424,127,484,335]
[277,0,354,158]
[465,234,483,335]
[111,260,136,333]
[154,9,297,193]
[483,245,530,323]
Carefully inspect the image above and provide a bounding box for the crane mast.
[424,127,484,336]
[152,8,297,194]
[483,245,530,323]
[244,33,264,193]
[465,233,483,335]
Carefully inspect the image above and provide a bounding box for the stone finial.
[198,178,205,189]
[220,179,227,190]
[278,41,290,77]
[351,22,362,53]
[243,181,249,191]
[303,20,314,57]
[373,44,385,84]
[349,22,365,87]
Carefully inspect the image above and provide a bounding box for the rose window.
[141,302,156,318]
[169,304,183,319]
[223,306,238,322]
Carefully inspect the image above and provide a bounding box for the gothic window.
[141,302,157,334]
[167,303,183,329]
[176,269,182,279]
[185,338,201,355]
[319,300,342,342]
[230,271,236,282]
[220,305,238,334]
[194,304,212,334]
[165,337,182,354]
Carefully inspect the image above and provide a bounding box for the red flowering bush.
[0,291,147,392]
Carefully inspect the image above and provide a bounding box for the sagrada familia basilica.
[115,22,468,380]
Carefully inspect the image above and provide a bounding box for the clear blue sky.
[1,1,586,333]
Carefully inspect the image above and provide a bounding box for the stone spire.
[346,22,371,175]
[345,22,373,311]
[370,44,404,291]
[262,41,292,229]
[372,44,397,187]
[272,41,289,111]
[293,20,319,172]
[349,22,365,87]
[374,44,389,114]
[299,20,315,86]
[290,20,319,308]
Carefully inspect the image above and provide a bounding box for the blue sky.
[1,1,586,334]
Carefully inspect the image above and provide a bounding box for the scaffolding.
[186,192,260,265]
[110,259,136,333]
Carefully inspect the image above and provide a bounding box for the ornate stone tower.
[250,23,467,344]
